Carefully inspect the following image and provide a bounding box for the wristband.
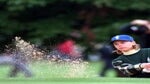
[134,63,142,70]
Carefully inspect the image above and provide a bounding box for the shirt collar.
[123,49,140,55]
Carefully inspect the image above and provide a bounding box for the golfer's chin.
[119,48,129,52]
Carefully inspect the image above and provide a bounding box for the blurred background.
[0,0,150,78]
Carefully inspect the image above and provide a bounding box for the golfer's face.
[113,40,134,52]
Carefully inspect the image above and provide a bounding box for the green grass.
[0,61,150,84]
[1,78,150,84]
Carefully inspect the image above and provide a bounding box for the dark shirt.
[112,48,150,77]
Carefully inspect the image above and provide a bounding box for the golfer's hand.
[141,63,150,69]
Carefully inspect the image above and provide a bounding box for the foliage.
[0,0,150,52]
[1,0,150,11]
[94,0,150,10]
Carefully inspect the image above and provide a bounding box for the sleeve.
[112,59,142,76]
[147,48,150,62]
